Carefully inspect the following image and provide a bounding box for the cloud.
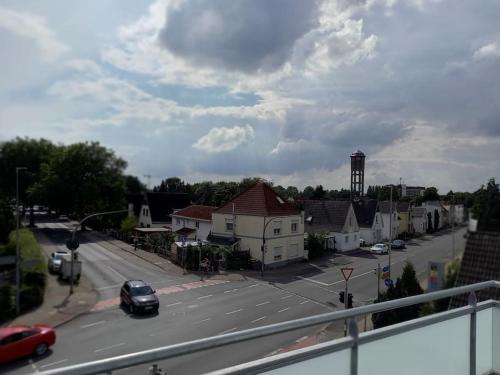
[0,6,68,62]
[193,124,255,152]
[159,0,319,73]
[473,42,500,61]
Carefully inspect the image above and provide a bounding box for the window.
[376,215,378,224]
[354,234,357,241]
[274,246,283,261]
[345,236,349,243]
[273,221,282,235]
[176,218,181,225]
[225,220,233,231]
[195,221,199,228]
[349,217,352,226]
[145,208,148,217]
[291,222,298,233]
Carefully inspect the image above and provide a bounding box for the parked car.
[0,325,56,365]
[120,280,159,314]
[48,251,70,273]
[391,239,406,249]
[370,243,389,254]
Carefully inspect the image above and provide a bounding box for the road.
[3,222,466,375]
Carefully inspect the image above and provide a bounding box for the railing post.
[468,291,477,375]
[349,318,358,375]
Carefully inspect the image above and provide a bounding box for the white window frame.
[195,221,200,229]
[345,235,349,243]
[291,221,298,233]
[273,221,282,236]
[273,246,283,261]
[225,219,234,232]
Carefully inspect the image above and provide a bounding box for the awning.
[175,227,196,236]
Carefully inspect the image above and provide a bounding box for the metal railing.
[40,280,500,375]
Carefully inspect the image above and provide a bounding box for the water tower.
[350,150,365,197]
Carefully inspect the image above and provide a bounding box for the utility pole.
[388,186,393,278]
[15,167,27,315]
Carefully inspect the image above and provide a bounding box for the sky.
[0,0,499,193]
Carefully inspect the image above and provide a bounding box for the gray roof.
[379,201,397,214]
[411,207,427,218]
[352,199,378,228]
[450,231,500,308]
[304,200,351,233]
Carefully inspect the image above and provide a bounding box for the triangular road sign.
[341,267,354,281]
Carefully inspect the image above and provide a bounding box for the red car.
[0,325,56,365]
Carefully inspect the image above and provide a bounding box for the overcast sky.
[1,0,499,192]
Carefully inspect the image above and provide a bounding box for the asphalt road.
[3,222,466,375]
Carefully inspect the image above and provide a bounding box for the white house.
[170,205,217,242]
[304,200,360,252]
[379,201,399,241]
[352,199,383,245]
[136,192,190,228]
[210,182,305,268]
[411,207,428,234]
[423,201,447,231]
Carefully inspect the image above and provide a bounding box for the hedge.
[0,284,14,322]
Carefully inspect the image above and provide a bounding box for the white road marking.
[106,266,128,281]
[195,318,212,324]
[278,307,291,313]
[268,348,283,356]
[167,302,182,307]
[296,276,330,286]
[219,327,237,335]
[309,263,323,271]
[300,300,309,305]
[94,342,126,353]
[197,294,213,300]
[226,308,244,315]
[256,301,270,306]
[295,336,308,343]
[224,288,238,293]
[39,359,69,369]
[80,320,106,329]
[280,295,293,300]
[251,316,266,323]
[187,304,199,309]
[248,284,260,288]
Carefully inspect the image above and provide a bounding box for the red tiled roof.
[171,205,217,221]
[215,182,300,216]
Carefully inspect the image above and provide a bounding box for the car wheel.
[34,342,48,356]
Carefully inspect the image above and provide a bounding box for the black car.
[120,280,159,314]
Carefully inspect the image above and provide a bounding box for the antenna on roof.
[144,174,152,190]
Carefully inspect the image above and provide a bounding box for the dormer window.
[276,196,285,204]
[306,216,313,223]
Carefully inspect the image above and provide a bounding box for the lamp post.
[261,216,288,277]
[15,167,28,315]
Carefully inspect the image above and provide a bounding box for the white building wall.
[212,212,305,265]
[381,211,399,241]
[171,215,212,241]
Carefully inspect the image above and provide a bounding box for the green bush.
[20,286,44,314]
[0,284,14,322]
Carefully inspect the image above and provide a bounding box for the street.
[3,221,466,375]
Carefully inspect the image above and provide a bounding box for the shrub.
[20,286,44,314]
[0,284,14,322]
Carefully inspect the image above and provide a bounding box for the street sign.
[340,267,354,281]
[384,278,393,287]
[66,239,79,251]
[382,265,390,280]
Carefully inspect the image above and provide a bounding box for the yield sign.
[340,267,354,281]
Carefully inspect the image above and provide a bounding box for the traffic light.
[339,291,345,304]
[347,293,353,309]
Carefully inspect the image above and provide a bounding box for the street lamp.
[15,167,28,315]
[261,216,288,277]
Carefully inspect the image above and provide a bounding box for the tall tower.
[350,150,365,197]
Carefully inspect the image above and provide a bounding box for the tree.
[285,186,299,201]
[472,178,500,231]
[312,185,326,200]
[305,233,326,259]
[423,187,440,201]
[125,175,146,194]
[120,216,138,237]
[31,142,127,219]
[302,186,315,199]
[434,209,440,231]
[154,177,189,193]
[372,262,423,328]
[0,199,14,244]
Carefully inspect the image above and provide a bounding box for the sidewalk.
[4,227,98,328]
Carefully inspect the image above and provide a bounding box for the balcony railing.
[39,280,500,375]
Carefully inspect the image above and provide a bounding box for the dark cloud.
[159,0,319,73]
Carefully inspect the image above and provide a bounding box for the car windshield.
[130,286,154,296]
[54,253,66,260]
